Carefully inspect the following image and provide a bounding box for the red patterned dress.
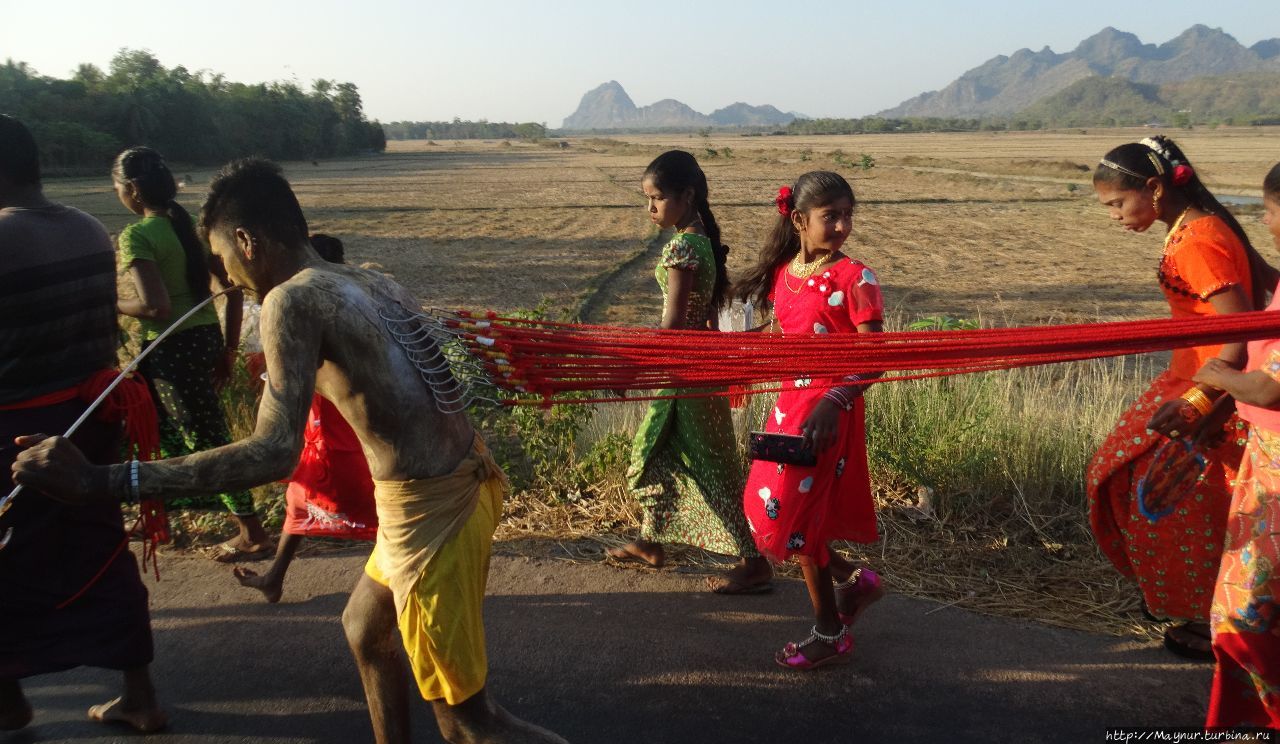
[1087,215,1252,621]
[742,257,882,565]
[283,395,378,539]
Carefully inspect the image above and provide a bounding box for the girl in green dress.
[113,147,271,560]
[607,150,772,594]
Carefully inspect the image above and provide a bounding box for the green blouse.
[117,215,218,339]
[656,232,718,328]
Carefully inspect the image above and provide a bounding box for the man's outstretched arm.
[13,287,320,504]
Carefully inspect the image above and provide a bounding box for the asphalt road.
[9,545,1214,744]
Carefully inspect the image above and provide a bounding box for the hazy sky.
[1,1,1272,126]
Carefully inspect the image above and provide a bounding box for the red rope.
[77,370,168,579]
[80,370,160,462]
[55,535,129,609]
[444,310,1280,405]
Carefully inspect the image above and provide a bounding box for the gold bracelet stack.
[1180,387,1215,417]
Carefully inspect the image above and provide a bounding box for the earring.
[1151,193,1161,220]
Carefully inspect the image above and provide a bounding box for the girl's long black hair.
[114,146,210,301]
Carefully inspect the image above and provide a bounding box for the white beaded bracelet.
[129,459,141,503]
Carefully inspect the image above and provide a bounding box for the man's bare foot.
[606,540,665,567]
[434,690,568,743]
[0,680,32,731]
[88,696,167,733]
[209,537,275,563]
[234,566,283,603]
[482,702,570,743]
[706,557,773,594]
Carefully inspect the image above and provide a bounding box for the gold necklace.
[782,252,831,294]
[1162,206,1193,254]
[788,251,831,280]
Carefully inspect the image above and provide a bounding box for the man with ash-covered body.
[12,158,566,744]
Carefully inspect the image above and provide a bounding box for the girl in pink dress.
[735,171,885,669]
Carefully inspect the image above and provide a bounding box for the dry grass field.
[41,127,1280,636]
[48,127,1278,328]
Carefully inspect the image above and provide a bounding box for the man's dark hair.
[0,114,41,187]
[200,158,308,246]
[309,233,345,264]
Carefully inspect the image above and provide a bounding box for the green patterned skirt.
[626,392,756,557]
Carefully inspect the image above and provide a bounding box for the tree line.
[785,117,994,135]
[0,50,386,172]
[382,119,547,141]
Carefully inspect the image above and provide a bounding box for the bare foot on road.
[606,540,665,568]
[234,566,283,604]
[88,696,167,733]
[706,558,773,594]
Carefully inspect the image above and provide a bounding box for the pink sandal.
[836,567,885,626]
[774,625,854,670]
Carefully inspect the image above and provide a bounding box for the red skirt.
[742,382,877,566]
[282,397,377,540]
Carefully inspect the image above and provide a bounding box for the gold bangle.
[1180,387,1214,417]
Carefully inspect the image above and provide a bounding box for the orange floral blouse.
[1158,214,1252,380]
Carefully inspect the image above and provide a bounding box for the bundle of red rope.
[79,371,170,563]
[442,309,1280,405]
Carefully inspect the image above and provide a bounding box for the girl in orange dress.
[1191,162,1280,729]
[1088,135,1275,660]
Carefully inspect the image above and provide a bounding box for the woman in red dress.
[1088,135,1275,659]
[735,171,886,669]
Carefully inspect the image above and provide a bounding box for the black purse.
[748,431,817,467]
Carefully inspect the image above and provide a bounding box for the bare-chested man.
[12,159,566,744]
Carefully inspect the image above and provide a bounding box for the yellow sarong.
[365,436,507,705]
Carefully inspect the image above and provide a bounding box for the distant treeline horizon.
[1,51,386,172]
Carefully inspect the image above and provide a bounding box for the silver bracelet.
[129,459,141,503]
[823,388,854,411]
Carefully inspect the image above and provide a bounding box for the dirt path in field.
[17,544,1214,744]
[575,167,667,324]
[575,230,664,323]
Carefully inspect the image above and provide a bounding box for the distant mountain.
[880,25,1280,118]
[1017,71,1280,127]
[561,81,794,130]
[1019,77,1167,127]
[709,102,795,126]
[1254,39,1280,60]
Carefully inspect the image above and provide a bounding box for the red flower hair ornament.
[1171,162,1194,187]
[775,186,793,216]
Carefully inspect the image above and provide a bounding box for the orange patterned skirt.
[1207,426,1280,729]
[1087,370,1243,621]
